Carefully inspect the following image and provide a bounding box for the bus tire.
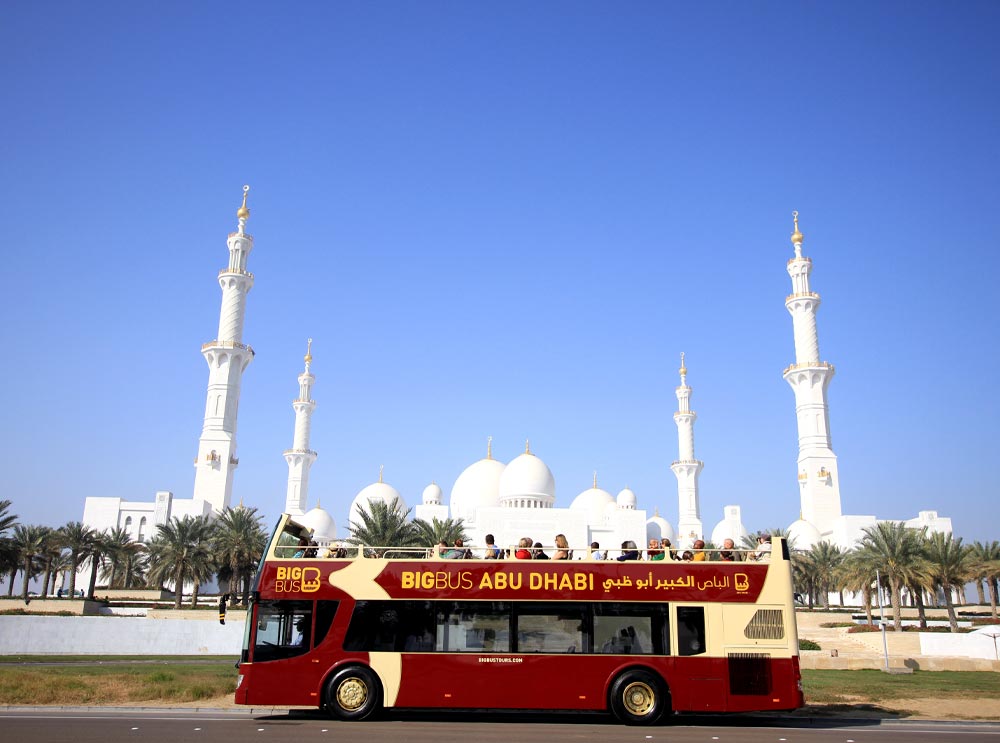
[608,669,667,725]
[325,665,382,721]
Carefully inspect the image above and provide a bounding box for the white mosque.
[80,192,952,556]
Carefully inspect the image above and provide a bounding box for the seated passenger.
[588,541,605,560]
[442,538,471,559]
[616,540,640,561]
[514,537,533,559]
[646,538,662,561]
[484,533,503,559]
[532,542,550,559]
[552,534,570,560]
[718,537,740,562]
[681,550,694,561]
[654,538,672,561]
[691,539,707,561]
[754,534,772,561]
[292,536,310,558]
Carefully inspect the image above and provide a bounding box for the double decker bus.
[235,515,803,724]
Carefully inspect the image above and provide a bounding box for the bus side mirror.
[218,595,228,625]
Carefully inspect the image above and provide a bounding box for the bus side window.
[677,606,706,656]
[314,600,339,648]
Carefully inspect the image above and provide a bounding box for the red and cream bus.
[234,515,804,724]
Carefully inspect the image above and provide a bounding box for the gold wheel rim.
[622,681,655,716]
[336,677,368,711]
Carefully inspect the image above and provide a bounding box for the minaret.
[671,353,703,545]
[284,339,319,516]
[192,186,256,513]
[782,212,842,532]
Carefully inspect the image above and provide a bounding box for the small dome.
[450,457,506,522]
[570,487,615,522]
[786,518,822,551]
[646,514,676,543]
[349,481,406,526]
[498,452,555,506]
[710,520,749,547]
[299,505,336,543]
[616,488,637,509]
[422,482,442,505]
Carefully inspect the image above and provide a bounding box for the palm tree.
[58,521,98,598]
[213,505,267,606]
[857,522,926,631]
[411,517,467,549]
[838,550,877,625]
[37,527,63,597]
[800,541,846,610]
[12,524,48,602]
[923,532,974,632]
[0,499,17,536]
[82,529,113,599]
[969,541,1000,619]
[100,526,147,589]
[49,551,74,597]
[146,515,216,609]
[348,501,420,556]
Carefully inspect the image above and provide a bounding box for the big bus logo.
[734,572,749,592]
[275,566,321,593]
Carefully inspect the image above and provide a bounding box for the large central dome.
[498,448,555,509]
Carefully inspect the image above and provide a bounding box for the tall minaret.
[192,186,256,513]
[671,353,703,545]
[782,212,842,532]
[284,339,318,516]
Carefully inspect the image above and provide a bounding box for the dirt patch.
[796,696,1000,721]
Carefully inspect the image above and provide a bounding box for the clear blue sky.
[1,2,997,545]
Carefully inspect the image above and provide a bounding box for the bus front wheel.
[325,665,382,721]
[608,669,667,725]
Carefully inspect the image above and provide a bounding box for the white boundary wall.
[919,630,1000,661]
[0,616,245,655]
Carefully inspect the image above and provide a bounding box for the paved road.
[2,709,999,743]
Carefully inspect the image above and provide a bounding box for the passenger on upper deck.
[718,538,740,562]
[532,542,550,559]
[616,540,640,561]
[588,541,604,560]
[753,534,772,561]
[484,533,503,559]
[552,534,570,560]
[514,537,533,560]
[691,539,707,561]
[646,538,662,561]
[443,539,472,559]
[292,537,310,558]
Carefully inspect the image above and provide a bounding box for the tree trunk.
[174,566,184,610]
[7,569,16,596]
[191,580,200,609]
[87,557,99,599]
[943,581,958,631]
[68,555,79,597]
[989,578,998,619]
[838,590,844,607]
[41,560,52,597]
[890,577,903,631]
[863,585,873,625]
[21,558,32,602]
[914,587,927,629]
[976,580,986,606]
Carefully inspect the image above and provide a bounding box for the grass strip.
[803,669,1000,703]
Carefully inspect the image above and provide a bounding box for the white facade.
[284,340,318,516]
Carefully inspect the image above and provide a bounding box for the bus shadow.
[268,708,891,728]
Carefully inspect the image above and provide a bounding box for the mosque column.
[671,353,703,545]
[284,340,319,516]
[782,213,842,532]
[193,186,255,513]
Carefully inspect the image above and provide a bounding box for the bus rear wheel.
[325,665,382,721]
[608,669,667,725]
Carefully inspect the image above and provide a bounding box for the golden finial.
[486,435,493,460]
[593,471,598,489]
[654,506,659,517]
[378,464,384,484]
[237,185,250,220]
[679,351,687,378]
[525,438,531,455]
[791,210,804,245]
[304,338,313,364]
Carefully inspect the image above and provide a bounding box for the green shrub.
[798,639,821,650]
[819,622,856,628]
[847,623,894,633]
[971,617,1000,626]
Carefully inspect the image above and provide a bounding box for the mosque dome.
[498,449,556,509]
[422,482,443,505]
[710,518,750,547]
[299,505,336,543]
[570,486,615,522]
[646,512,676,543]
[786,518,822,551]
[348,480,406,526]
[616,488,637,510]
[449,457,506,523]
